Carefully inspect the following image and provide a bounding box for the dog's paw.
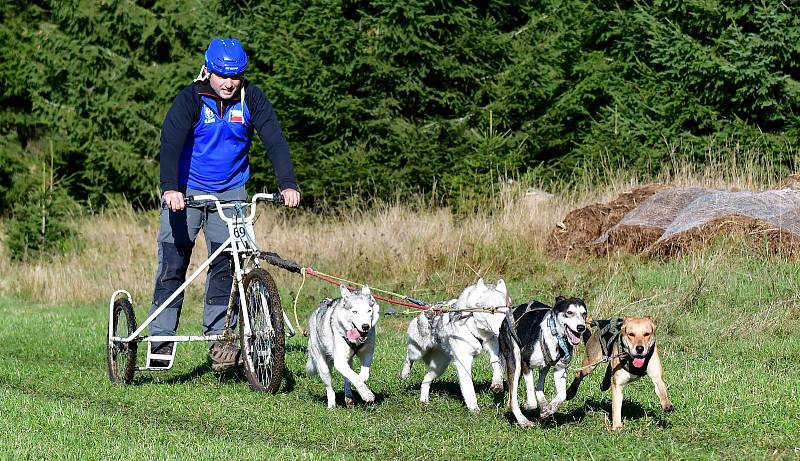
[515,416,535,428]
[611,424,623,431]
[522,402,538,411]
[490,381,504,394]
[539,403,555,418]
[399,370,410,380]
[345,397,355,409]
[467,405,481,415]
[663,402,675,413]
[360,389,375,403]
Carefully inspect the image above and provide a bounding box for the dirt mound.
[546,184,669,258]
[548,180,800,259]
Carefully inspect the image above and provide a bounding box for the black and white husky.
[400,279,511,414]
[499,297,587,426]
[306,284,380,409]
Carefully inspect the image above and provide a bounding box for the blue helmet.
[204,38,248,77]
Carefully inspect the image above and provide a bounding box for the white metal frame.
[107,192,286,371]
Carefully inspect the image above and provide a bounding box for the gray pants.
[148,186,248,341]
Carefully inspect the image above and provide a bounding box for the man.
[149,38,300,371]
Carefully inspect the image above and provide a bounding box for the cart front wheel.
[240,268,285,393]
[108,298,138,384]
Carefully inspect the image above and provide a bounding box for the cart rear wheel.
[240,268,285,393]
[108,298,138,384]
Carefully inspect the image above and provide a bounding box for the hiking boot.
[209,341,244,372]
[149,342,174,368]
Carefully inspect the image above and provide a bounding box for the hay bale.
[549,183,800,260]
[546,184,669,258]
[603,224,666,255]
[594,187,713,254]
[645,215,800,258]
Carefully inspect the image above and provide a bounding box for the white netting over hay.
[660,189,800,240]
[548,183,800,258]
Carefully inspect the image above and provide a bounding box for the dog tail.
[305,355,317,376]
[499,313,532,427]
[498,316,514,361]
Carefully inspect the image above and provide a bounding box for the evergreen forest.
[2,0,799,214]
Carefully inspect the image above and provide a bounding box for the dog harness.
[540,312,572,367]
[619,340,654,376]
[595,318,623,359]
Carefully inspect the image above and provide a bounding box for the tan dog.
[565,316,674,430]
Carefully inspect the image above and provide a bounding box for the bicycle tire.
[240,268,285,393]
[108,298,138,385]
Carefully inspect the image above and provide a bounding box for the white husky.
[306,284,380,409]
[400,279,510,413]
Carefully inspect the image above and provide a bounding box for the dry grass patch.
[0,153,794,306]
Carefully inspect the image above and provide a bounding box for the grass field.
[2,165,799,460]
[1,242,798,460]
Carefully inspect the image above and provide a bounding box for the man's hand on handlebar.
[280,188,300,208]
[163,190,186,212]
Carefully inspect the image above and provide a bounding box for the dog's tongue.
[566,329,581,345]
[632,357,646,368]
[346,329,362,341]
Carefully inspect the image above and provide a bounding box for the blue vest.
[179,93,253,192]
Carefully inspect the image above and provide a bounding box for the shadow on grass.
[494,394,671,429]
[537,397,671,429]
[401,378,500,399]
[132,358,296,390]
[399,377,510,412]
[132,359,243,385]
[281,366,297,393]
[304,382,389,409]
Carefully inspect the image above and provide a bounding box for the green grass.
[1,246,799,460]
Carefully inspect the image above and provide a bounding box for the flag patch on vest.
[229,109,244,123]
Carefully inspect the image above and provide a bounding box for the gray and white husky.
[499,296,587,426]
[306,284,380,409]
[400,279,511,413]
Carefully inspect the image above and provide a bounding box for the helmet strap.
[193,65,211,83]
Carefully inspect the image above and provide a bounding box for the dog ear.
[476,278,485,288]
[372,300,380,323]
[555,295,566,303]
[360,285,372,296]
[339,283,351,299]
[496,279,507,295]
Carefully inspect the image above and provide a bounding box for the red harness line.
[302,268,430,310]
